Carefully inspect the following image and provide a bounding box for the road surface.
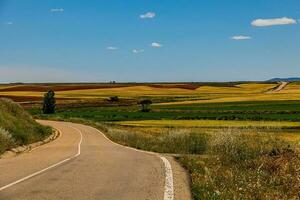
[0,120,191,200]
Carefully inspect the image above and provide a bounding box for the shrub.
[0,127,14,154]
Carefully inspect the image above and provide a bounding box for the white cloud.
[140,12,156,19]
[231,35,251,40]
[106,47,119,50]
[50,8,64,12]
[132,49,144,53]
[4,22,13,25]
[151,42,162,48]
[251,17,297,27]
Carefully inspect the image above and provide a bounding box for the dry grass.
[179,129,300,200]
[278,82,300,94]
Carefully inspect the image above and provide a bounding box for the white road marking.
[1,122,175,200]
[87,126,174,200]
[160,156,174,200]
[0,124,83,192]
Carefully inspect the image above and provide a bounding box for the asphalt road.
[0,120,191,200]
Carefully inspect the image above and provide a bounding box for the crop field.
[0,82,278,100]
[116,119,300,128]
[1,82,300,106]
[2,82,300,199]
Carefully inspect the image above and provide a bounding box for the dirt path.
[267,82,288,93]
[0,120,191,200]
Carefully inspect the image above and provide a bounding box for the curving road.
[0,120,191,200]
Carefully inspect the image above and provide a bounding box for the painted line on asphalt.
[87,125,174,200]
[160,156,174,200]
[0,124,83,192]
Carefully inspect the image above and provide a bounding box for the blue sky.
[0,0,300,82]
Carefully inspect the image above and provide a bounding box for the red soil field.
[0,83,202,92]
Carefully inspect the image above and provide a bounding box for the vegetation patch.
[179,129,300,199]
[0,98,52,154]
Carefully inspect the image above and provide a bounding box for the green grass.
[0,98,52,154]
[29,100,300,122]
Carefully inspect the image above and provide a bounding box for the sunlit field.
[0,82,281,100]
[2,82,300,106]
[2,82,300,199]
[116,119,300,128]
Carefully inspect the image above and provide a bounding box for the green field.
[30,100,300,122]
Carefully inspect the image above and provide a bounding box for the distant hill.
[267,77,300,82]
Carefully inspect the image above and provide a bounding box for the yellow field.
[115,120,300,142]
[117,119,300,128]
[1,82,300,104]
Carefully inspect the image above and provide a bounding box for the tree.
[138,99,152,112]
[43,90,56,114]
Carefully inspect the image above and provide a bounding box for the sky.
[0,0,300,83]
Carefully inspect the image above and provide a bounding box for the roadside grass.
[98,124,208,154]
[179,129,300,199]
[0,98,52,154]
